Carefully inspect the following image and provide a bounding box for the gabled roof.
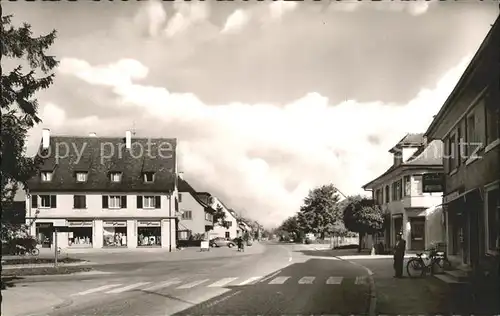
[28,135,177,192]
[178,177,212,209]
[196,192,212,206]
[389,133,425,153]
[362,139,443,190]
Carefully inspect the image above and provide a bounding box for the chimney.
[125,130,132,149]
[178,172,184,180]
[42,128,50,149]
[89,132,97,137]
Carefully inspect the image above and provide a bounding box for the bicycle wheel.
[31,248,40,256]
[407,258,425,278]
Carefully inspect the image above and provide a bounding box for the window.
[403,176,411,196]
[457,126,462,166]
[40,195,56,208]
[110,172,122,182]
[448,133,457,171]
[73,195,86,209]
[136,196,161,209]
[205,212,213,221]
[102,195,127,209]
[385,185,390,203]
[486,187,499,252]
[144,196,155,208]
[485,97,499,146]
[76,172,87,182]
[41,172,52,182]
[375,189,382,204]
[143,172,155,183]
[225,232,230,239]
[178,193,183,203]
[181,210,192,220]
[413,175,423,195]
[224,221,232,227]
[397,179,402,200]
[178,230,191,240]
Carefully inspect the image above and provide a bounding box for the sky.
[3,0,498,228]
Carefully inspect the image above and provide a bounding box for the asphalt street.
[9,243,371,316]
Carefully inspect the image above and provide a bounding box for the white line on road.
[259,270,282,283]
[298,276,315,284]
[326,276,343,284]
[237,276,262,286]
[142,279,181,291]
[268,276,290,284]
[208,277,239,287]
[72,284,123,296]
[176,279,210,289]
[106,282,151,294]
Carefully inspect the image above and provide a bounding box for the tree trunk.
[358,232,364,253]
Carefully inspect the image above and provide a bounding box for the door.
[410,217,425,250]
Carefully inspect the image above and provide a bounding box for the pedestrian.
[393,231,406,278]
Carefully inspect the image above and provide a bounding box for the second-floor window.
[413,175,423,195]
[102,195,127,209]
[73,195,86,209]
[76,172,88,182]
[41,172,52,182]
[136,196,161,209]
[181,210,192,220]
[403,176,411,196]
[448,133,457,171]
[224,221,232,227]
[178,193,183,203]
[205,212,213,221]
[37,195,56,208]
[385,185,390,203]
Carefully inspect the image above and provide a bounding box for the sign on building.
[422,173,444,193]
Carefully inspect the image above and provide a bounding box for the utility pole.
[54,227,58,268]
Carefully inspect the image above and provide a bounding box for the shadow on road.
[1,276,24,290]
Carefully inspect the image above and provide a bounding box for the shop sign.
[37,223,53,228]
[443,191,460,204]
[103,221,127,227]
[69,221,92,227]
[422,173,444,193]
[138,221,160,227]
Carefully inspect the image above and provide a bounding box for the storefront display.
[137,221,161,247]
[68,221,93,247]
[36,223,53,248]
[103,221,127,247]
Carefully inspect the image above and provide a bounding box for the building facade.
[424,15,500,269]
[26,129,179,250]
[363,134,444,251]
[208,196,239,239]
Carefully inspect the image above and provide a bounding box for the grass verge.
[2,257,85,265]
[1,266,93,277]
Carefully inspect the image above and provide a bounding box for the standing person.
[393,232,406,278]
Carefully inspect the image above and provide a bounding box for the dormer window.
[143,172,155,183]
[76,172,88,182]
[110,172,122,183]
[41,172,52,182]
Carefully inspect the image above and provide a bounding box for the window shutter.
[31,195,38,208]
[155,196,161,209]
[137,196,143,209]
[102,196,109,208]
[73,195,77,208]
[121,196,127,208]
[82,196,87,208]
[50,195,57,208]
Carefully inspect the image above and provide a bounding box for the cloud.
[133,0,167,37]
[269,0,299,20]
[221,9,250,34]
[39,54,471,228]
[164,1,210,37]
[327,0,433,15]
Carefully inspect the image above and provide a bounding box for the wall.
[425,205,446,250]
[210,198,238,239]
[402,147,419,162]
[178,192,206,235]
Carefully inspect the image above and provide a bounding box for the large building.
[363,133,444,251]
[25,129,179,250]
[424,15,500,270]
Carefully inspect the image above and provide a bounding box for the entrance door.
[410,217,425,250]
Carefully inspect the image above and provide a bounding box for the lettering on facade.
[103,221,127,227]
[422,173,444,193]
[137,221,160,227]
[68,221,92,227]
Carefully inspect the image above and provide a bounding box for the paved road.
[9,243,371,316]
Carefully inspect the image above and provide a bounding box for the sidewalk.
[295,247,418,260]
[1,284,67,316]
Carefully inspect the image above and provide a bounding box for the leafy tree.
[297,184,343,239]
[210,205,230,229]
[279,215,304,242]
[342,195,384,252]
[1,15,58,243]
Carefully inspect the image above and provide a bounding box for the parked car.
[209,237,235,248]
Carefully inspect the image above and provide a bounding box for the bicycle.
[406,249,451,278]
[15,245,40,256]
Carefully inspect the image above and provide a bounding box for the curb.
[334,255,376,316]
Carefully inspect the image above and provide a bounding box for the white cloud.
[327,0,434,15]
[164,1,210,37]
[133,0,167,37]
[221,9,250,34]
[408,1,431,16]
[47,55,470,227]
[327,1,362,13]
[269,0,299,20]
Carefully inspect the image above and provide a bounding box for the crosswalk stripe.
[106,282,151,294]
[298,276,315,284]
[72,284,122,296]
[326,277,343,284]
[268,276,290,284]
[237,276,262,286]
[355,276,367,285]
[208,277,239,287]
[176,279,210,289]
[142,279,181,291]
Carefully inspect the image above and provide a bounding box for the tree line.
[276,184,386,252]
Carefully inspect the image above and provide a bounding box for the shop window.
[73,195,86,209]
[68,222,92,247]
[76,172,87,182]
[181,210,192,220]
[103,222,127,247]
[41,171,52,182]
[40,195,56,208]
[486,188,499,252]
[137,222,161,247]
[36,223,53,248]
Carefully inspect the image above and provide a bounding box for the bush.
[2,236,38,255]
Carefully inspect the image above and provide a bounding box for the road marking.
[355,276,368,285]
[268,276,290,284]
[208,277,239,287]
[176,279,210,289]
[72,284,122,296]
[298,276,315,284]
[326,276,343,284]
[237,276,262,285]
[142,279,181,291]
[259,270,282,283]
[106,282,151,294]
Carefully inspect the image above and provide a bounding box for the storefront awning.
[443,187,480,205]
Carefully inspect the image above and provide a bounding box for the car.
[209,237,235,248]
